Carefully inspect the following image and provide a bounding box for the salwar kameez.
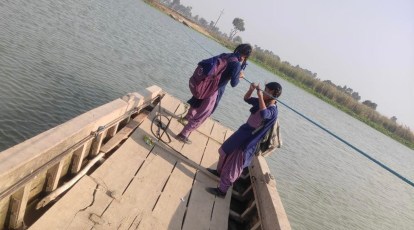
[179,91,218,138]
[216,98,278,193]
[178,53,241,139]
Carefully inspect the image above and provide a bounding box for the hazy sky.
[180,0,414,129]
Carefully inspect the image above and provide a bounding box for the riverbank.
[144,0,212,39]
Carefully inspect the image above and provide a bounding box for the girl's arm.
[257,84,266,110]
[244,83,256,101]
[226,61,241,87]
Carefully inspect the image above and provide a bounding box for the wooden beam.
[241,200,257,219]
[232,184,253,202]
[250,220,261,230]
[107,123,119,138]
[45,160,64,192]
[249,156,291,230]
[149,140,219,182]
[90,131,105,157]
[99,111,149,154]
[71,142,89,174]
[36,153,105,209]
[9,182,31,229]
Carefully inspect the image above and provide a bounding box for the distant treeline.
[147,0,414,149]
[241,44,414,149]
[248,49,414,149]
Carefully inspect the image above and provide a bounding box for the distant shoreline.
[145,1,213,38]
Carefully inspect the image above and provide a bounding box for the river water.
[0,0,413,229]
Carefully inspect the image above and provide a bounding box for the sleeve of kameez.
[222,61,241,87]
[244,97,257,105]
[260,107,278,120]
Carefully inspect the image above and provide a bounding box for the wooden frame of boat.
[0,86,290,230]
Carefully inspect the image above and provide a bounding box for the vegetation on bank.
[144,0,414,150]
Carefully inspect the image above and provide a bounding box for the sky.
[180,0,414,130]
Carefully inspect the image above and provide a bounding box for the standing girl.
[175,44,252,144]
[207,82,282,197]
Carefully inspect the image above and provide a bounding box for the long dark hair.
[234,44,252,69]
[234,43,252,58]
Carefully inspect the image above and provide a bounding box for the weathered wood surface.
[0,86,162,230]
[249,156,291,230]
[204,140,232,230]
[182,137,232,230]
[0,86,162,200]
[99,111,150,154]
[30,93,232,230]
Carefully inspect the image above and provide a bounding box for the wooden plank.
[65,99,180,228]
[150,139,218,183]
[199,139,220,171]
[197,118,214,137]
[90,130,107,157]
[96,145,177,230]
[182,138,231,230]
[9,182,31,229]
[71,141,90,174]
[147,163,195,229]
[28,171,47,201]
[162,117,185,153]
[0,197,10,229]
[224,129,234,141]
[32,97,180,230]
[210,121,227,143]
[89,109,163,199]
[60,152,74,179]
[159,94,185,115]
[202,139,232,230]
[249,156,291,230]
[135,212,168,230]
[29,176,112,230]
[107,123,119,138]
[99,111,149,154]
[45,160,65,192]
[182,172,216,230]
[36,153,106,209]
[147,128,208,229]
[88,95,182,229]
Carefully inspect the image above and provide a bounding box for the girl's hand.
[249,82,257,91]
[239,71,244,79]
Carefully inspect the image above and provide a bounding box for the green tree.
[198,18,208,27]
[233,35,242,43]
[229,18,245,40]
[362,100,377,110]
[351,92,361,101]
[170,0,180,9]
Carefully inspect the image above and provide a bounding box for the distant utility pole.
[213,9,224,28]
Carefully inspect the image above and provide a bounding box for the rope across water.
[242,77,414,188]
[182,25,414,188]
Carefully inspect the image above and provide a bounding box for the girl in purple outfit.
[207,82,282,197]
[176,44,253,144]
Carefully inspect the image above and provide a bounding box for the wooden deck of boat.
[30,93,233,230]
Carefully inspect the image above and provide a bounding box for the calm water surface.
[0,0,413,229]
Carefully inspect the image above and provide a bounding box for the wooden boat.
[0,86,290,230]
